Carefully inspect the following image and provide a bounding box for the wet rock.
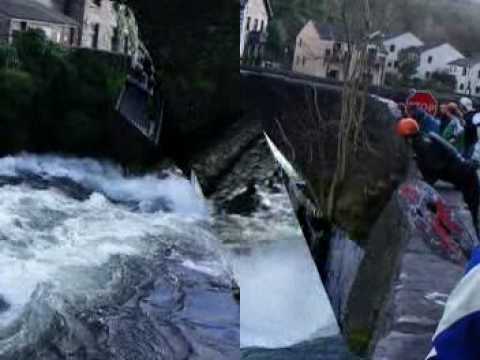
[222,182,261,216]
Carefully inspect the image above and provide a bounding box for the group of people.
[396,97,480,359]
[406,97,480,161]
[397,96,480,236]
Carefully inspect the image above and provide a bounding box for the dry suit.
[411,131,480,234]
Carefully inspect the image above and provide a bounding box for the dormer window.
[390,44,395,52]
[428,56,433,64]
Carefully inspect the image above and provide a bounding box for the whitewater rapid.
[0,154,238,359]
[216,181,339,350]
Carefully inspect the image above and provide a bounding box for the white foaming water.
[0,154,226,351]
[220,184,339,349]
[0,154,209,217]
[235,229,339,348]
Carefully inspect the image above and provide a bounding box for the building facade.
[0,0,138,56]
[0,0,79,46]
[449,57,480,95]
[292,21,387,86]
[383,32,424,75]
[240,0,272,59]
[416,43,464,80]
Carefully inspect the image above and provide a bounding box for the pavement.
[373,183,475,359]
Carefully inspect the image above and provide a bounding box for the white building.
[292,21,387,86]
[416,43,464,80]
[449,56,480,95]
[240,0,272,58]
[383,32,424,74]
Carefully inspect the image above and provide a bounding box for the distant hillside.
[269,0,325,44]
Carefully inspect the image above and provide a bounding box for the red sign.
[406,91,438,116]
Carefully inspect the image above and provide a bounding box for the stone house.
[292,21,387,86]
[382,32,424,75]
[240,0,273,59]
[1,0,138,56]
[448,56,480,95]
[0,0,79,46]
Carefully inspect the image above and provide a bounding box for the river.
[0,154,239,360]
[214,169,359,359]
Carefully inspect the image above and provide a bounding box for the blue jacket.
[413,108,441,134]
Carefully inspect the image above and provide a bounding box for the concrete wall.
[383,33,424,75]
[417,44,464,80]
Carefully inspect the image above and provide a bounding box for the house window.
[463,67,467,76]
[426,71,431,78]
[476,86,480,94]
[394,61,399,68]
[326,48,331,57]
[93,0,102,6]
[302,56,306,66]
[246,17,251,31]
[69,27,75,45]
[390,44,395,52]
[298,38,302,48]
[253,19,258,31]
[428,56,433,64]
[91,23,100,49]
[111,27,119,52]
[260,20,264,32]
[478,70,480,79]
[20,21,27,31]
[387,62,392,68]
[124,35,129,54]
[460,83,465,91]
[334,42,342,52]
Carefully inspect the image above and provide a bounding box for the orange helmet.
[396,118,420,137]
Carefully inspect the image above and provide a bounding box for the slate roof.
[313,22,349,42]
[449,54,480,67]
[0,0,78,26]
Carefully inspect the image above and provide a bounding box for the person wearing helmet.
[460,97,480,159]
[408,105,441,134]
[397,117,480,234]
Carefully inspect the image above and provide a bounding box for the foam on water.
[219,182,339,349]
[0,154,209,217]
[0,154,227,355]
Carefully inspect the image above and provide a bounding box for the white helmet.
[460,97,474,112]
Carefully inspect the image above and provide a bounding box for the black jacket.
[412,132,472,186]
[464,111,479,147]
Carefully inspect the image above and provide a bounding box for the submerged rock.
[0,295,9,313]
[222,182,261,216]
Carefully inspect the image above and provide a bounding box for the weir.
[239,66,476,357]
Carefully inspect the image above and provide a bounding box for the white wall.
[417,44,464,80]
[240,0,269,57]
[383,32,423,74]
[450,62,480,95]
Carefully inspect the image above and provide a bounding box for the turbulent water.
[215,175,357,359]
[0,154,239,360]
